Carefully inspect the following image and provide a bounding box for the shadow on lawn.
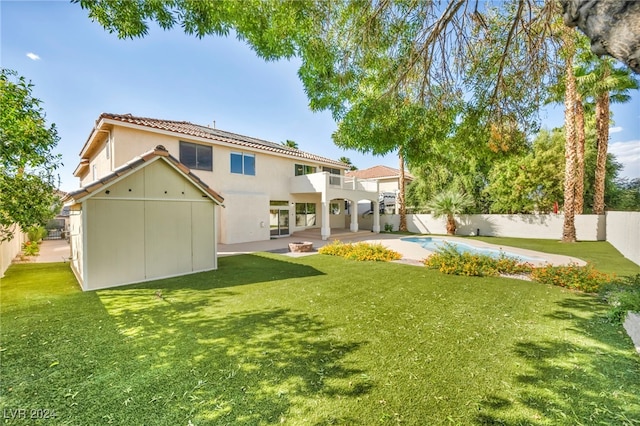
[91,254,366,424]
[475,295,640,425]
[132,253,326,291]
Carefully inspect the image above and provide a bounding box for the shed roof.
[80,113,349,169]
[64,145,224,205]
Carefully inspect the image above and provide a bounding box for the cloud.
[609,140,640,179]
[609,126,623,134]
[26,52,40,60]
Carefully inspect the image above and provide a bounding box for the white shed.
[64,145,224,290]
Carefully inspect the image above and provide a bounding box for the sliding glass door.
[269,208,289,237]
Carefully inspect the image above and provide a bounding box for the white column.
[321,192,331,240]
[349,199,359,232]
[372,200,381,233]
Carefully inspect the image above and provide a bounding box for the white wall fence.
[605,211,640,267]
[380,212,639,266]
[0,227,26,278]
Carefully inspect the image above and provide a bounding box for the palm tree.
[561,27,578,243]
[281,139,298,149]
[339,156,357,171]
[426,190,473,235]
[576,58,639,214]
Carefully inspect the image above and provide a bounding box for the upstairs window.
[230,152,255,176]
[295,164,316,176]
[180,141,212,171]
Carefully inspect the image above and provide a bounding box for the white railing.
[291,172,378,194]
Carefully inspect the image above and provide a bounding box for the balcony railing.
[290,172,378,194]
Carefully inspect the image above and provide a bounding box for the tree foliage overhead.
[0,69,61,240]
[75,0,563,163]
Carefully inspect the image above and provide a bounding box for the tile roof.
[346,165,414,181]
[64,145,224,205]
[95,113,349,168]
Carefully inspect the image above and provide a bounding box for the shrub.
[318,241,402,262]
[424,243,532,277]
[384,223,394,232]
[27,225,47,243]
[22,241,40,256]
[598,274,640,323]
[530,263,614,293]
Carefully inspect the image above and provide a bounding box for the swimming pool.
[401,237,545,262]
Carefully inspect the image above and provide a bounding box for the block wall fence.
[379,212,639,266]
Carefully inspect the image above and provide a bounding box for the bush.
[318,241,402,262]
[27,225,47,243]
[22,241,40,256]
[530,263,614,293]
[384,223,394,232]
[598,274,640,323]
[424,243,532,277]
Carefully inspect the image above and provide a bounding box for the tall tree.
[561,28,578,242]
[397,150,407,232]
[0,69,61,240]
[576,59,639,214]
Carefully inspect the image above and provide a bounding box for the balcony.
[290,172,378,200]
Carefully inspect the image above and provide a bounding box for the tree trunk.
[574,93,586,214]
[562,29,578,243]
[446,215,456,235]
[593,69,610,215]
[398,150,408,232]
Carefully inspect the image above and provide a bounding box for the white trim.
[90,197,212,202]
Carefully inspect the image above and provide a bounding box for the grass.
[1,253,640,425]
[471,236,640,276]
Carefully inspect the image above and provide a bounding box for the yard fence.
[0,226,26,278]
[378,212,640,266]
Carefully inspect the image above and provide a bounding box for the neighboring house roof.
[346,165,414,181]
[80,112,349,169]
[64,145,224,205]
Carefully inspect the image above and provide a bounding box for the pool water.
[401,237,544,262]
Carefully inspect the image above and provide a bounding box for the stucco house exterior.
[64,145,225,290]
[346,165,414,215]
[72,113,381,246]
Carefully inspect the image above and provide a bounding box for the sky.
[1,1,639,193]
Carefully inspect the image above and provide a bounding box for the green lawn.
[471,236,640,275]
[1,251,639,425]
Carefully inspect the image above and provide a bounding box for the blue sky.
[2,1,638,192]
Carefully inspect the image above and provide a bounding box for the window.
[180,141,212,171]
[230,152,256,175]
[295,164,316,176]
[295,203,316,226]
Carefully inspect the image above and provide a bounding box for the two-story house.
[64,113,382,290]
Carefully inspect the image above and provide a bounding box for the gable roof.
[80,113,349,169]
[346,165,414,181]
[64,145,224,205]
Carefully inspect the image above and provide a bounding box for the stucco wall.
[384,214,606,241]
[88,126,346,243]
[606,211,640,266]
[0,226,25,277]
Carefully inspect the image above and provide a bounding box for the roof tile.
[99,113,348,168]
